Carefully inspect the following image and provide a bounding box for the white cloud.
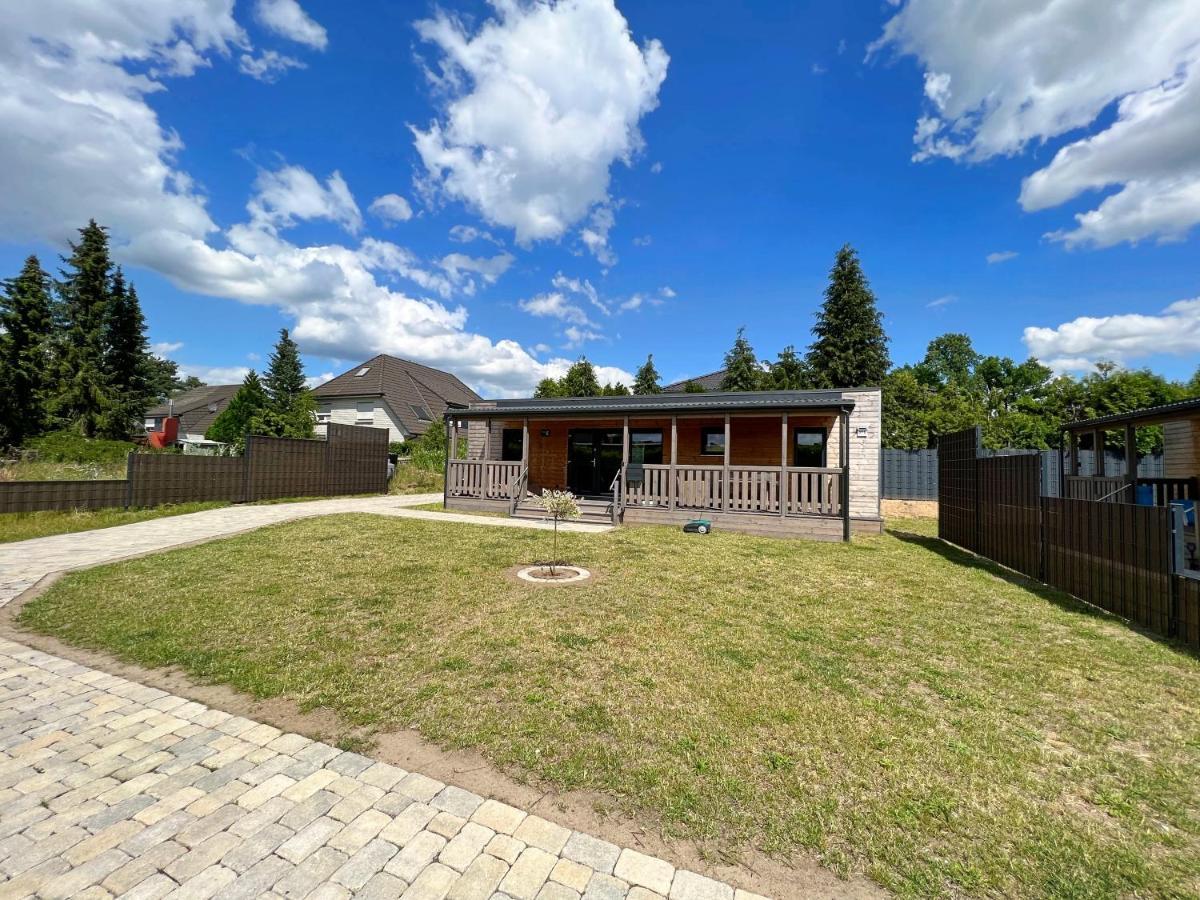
[580,204,617,267]
[411,0,668,246]
[238,50,305,83]
[531,343,551,354]
[926,295,955,309]
[306,371,335,388]
[368,194,413,224]
[438,252,515,294]
[632,234,652,247]
[811,62,827,76]
[448,224,504,246]
[519,292,593,326]
[246,166,362,235]
[874,0,1200,247]
[151,341,184,356]
[0,5,629,397]
[180,364,251,385]
[658,285,676,298]
[620,294,645,311]
[650,161,663,174]
[563,325,604,348]
[552,272,609,315]
[255,0,327,50]
[986,250,1018,265]
[1023,297,1200,370]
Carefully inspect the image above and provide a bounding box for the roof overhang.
[446,390,855,420]
[1064,396,1200,432]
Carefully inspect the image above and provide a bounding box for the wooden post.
[1093,428,1105,477]
[1125,422,1137,497]
[840,410,851,542]
[443,416,452,501]
[622,416,630,506]
[483,420,491,461]
[779,413,788,518]
[521,418,529,470]
[669,416,677,510]
[723,414,731,512]
[1068,429,1079,478]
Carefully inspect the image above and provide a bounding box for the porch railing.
[1065,475,1197,506]
[623,463,843,517]
[446,459,523,501]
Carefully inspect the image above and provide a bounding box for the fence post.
[242,434,253,503]
[125,452,134,509]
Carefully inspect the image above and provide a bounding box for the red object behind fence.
[147,416,179,449]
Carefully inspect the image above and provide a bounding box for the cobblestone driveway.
[0,639,758,900]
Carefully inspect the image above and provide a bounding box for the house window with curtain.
[356,400,374,424]
[793,427,827,467]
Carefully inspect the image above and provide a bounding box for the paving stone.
[385,829,447,883]
[327,751,374,776]
[64,819,144,866]
[40,847,131,900]
[560,831,619,874]
[551,857,594,892]
[537,883,583,900]
[165,831,242,882]
[499,846,559,900]
[397,771,443,802]
[278,816,345,864]
[582,873,632,900]
[328,784,386,822]
[439,821,495,871]
[374,790,414,816]
[282,768,340,802]
[472,798,527,834]
[175,803,243,848]
[448,852,510,900]
[485,832,526,864]
[223,853,295,900]
[280,788,340,830]
[359,761,406,791]
[237,773,297,810]
[614,849,674,896]
[169,862,237,899]
[328,807,391,853]
[401,861,459,900]
[101,839,186,894]
[121,872,177,900]
[380,801,438,846]
[229,795,294,836]
[429,810,467,838]
[358,870,409,899]
[331,837,399,889]
[628,889,666,900]
[516,816,573,855]
[669,870,735,900]
[432,784,483,818]
[274,846,348,898]
[222,821,293,872]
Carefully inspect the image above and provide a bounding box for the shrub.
[25,430,136,464]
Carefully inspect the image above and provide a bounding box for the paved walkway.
[0,638,759,900]
[0,494,612,608]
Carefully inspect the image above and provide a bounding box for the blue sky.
[2,0,1198,395]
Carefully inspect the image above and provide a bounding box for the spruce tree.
[769,345,811,390]
[100,270,154,439]
[719,328,762,391]
[560,358,601,397]
[632,354,662,394]
[50,220,114,437]
[806,244,890,388]
[601,382,631,396]
[207,370,269,446]
[0,255,53,447]
[682,380,706,393]
[261,329,315,439]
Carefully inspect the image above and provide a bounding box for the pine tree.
[768,345,811,390]
[206,370,269,446]
[263,328,307,408]
[682,380,706,393]
[719,328,762,391]
[533,377,564,399]
[100,270,154,439]
[601,382,631,396]
[0,255,53,447]
[560,358,601,397]
[50,220,114,437]
[806,244,890,388]
[632,354,662,394]
[260,329,314,439]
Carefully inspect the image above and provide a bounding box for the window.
[700,426,726,456]
[144,418,158,432]
[355,367,370,377]
[356,400,374,424]
[793,427,827,467]
[501,428,523,462]
[316,406,331,424]
[629,429,663,464]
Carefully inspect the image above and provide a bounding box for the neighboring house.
[144,384,240,450]
[312,354,480,444]
[662,369,727,392]
[445,388,883,540]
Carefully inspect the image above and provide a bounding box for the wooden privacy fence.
[0,423,388,514]
[938,427,1199,650]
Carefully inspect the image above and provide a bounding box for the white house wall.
[316,397,409,443]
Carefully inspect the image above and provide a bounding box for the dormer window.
[355,367,370,377]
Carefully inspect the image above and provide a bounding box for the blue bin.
[1177,499,1196,527]
[1136,484,1154,506]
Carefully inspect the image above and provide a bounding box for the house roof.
[1065,396,1200,431]
[662,369,728,392]
[313,354,481,436]
[452,389,854,419]
[145,384,241,435]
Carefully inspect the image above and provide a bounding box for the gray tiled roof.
[662,369,727,392]
[455,389,853,418]
[313,354,481,436]
[145,384,241,435]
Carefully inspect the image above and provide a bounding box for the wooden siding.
[1163,418,1200,480]
[316,397,408,443]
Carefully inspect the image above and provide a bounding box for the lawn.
[18,516,1200,898]
[0,501,231,544]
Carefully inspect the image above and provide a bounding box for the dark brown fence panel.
[325,423,389,496]
[127,455,246,506]
[0,480,127,513]
[245,436,327,501]
[977,454,1042,579]
[1176,577,1200,650]
[938,427,981,552]
[1042,497,1173,637]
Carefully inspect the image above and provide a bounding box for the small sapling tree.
[535,489,580,574]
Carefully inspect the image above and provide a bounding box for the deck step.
[512,497,614,524]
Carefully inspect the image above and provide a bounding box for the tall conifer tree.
[632,354,663,394]
[50,220,114,437]
[0,255,53,446]
[101,269,154,439]
[806,244,890,388]
[719,328,762,391]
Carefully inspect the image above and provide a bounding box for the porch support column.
[483,419,491,461]
[1093,428,1105,477]
[521,417,529,472]
[779,413,788,518]
[1068,429,1079,478]
[622,416,630,503]
[443,415,452,501]
[723,414,731,512]
[1125,423,1138,497]
[669,416,677,510]
[840,409,851,542]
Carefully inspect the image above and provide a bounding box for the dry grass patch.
[19,515,1200,898]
